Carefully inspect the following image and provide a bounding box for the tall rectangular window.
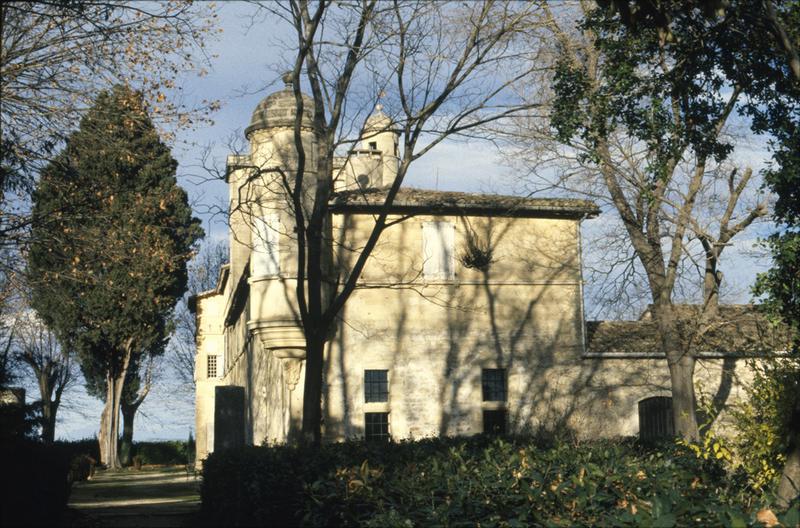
[482,368,507,402]
[364,370,389,402]
[207,355,218,379]
[365,412,390,442]
[252,214,280,276]
[422,221,455,280]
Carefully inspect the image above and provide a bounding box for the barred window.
[483,409,507,435]
[207,355,219,379]
[364,370,389,403]
[482,368,507,402]
[365,412,390,442]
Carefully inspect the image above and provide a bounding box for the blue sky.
[53,2,773,441]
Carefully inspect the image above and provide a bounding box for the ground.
[63,466,200,527]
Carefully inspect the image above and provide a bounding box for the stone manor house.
[191,78,779,465]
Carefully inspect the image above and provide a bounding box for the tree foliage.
[548,0,797,442]
[0,1,218,259]
[27,85,202,467]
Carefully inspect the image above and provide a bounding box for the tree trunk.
[40,400,55,444]
[301,332,324,446]
[667,353,700,441]
[99,382,109,466]
[99,345,132,469]
[119,403,136,466]
[777,397,800,508]
[37,371,56,444]
[777,443,800,509]
[655,304,700,441]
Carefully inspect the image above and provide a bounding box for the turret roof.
[245,73,316,138]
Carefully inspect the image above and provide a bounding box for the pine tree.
[28,85,203,468]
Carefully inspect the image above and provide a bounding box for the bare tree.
[0,269,19,388]
[12,310,77,443]
[232,0,547,444]
[504,3,772,440]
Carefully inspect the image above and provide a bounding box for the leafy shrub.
[0,439,72,526]
[731,358,800,491]
[201,436,779,527]
[132,440,192,465]
[69,454,97,482]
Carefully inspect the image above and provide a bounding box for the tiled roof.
[585,304,791,358]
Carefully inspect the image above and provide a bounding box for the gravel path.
[64,466,201,527]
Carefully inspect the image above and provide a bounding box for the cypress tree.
[28,85,202,468]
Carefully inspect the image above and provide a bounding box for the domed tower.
[337,104,399,190]
[224,73,323,442]
[226,72,321,282]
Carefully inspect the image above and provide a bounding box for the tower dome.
[244,72,316,139]
[364,103,392,132]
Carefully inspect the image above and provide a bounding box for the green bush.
[132,440,192,466]
[201,436,790,527]
[0,439,72,526]
[731,358,800,492]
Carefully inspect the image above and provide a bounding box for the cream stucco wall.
[193,91,757,466]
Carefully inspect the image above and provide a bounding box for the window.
[482,368,507,402]
[207,355,219,378]
[252,214,280,276]
[364,370,389,402]
[422,221,455,280]
[368,141,378,150]
[365,412,390,441]
[483,410,507,435]
[357,174,370,189]
[638,396,674,441]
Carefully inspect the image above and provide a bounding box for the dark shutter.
[483,409,507,435]
[638,396,674,441]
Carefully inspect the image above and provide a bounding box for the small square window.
[207,355,218,378]
[365,412,390,442]
[364,370,388,403]
[482,368,507,402]
[483,410,507,435]
[368,141,378,150]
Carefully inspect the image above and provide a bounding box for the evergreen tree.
[27,85,202,468]
[754,121,800,508]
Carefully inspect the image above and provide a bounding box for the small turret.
[339,104,399,190]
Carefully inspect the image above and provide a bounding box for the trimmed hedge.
[132,440,193,466]
[201,436,796,527]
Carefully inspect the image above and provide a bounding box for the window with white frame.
[252,214,280,276]
[422,221,455,280]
